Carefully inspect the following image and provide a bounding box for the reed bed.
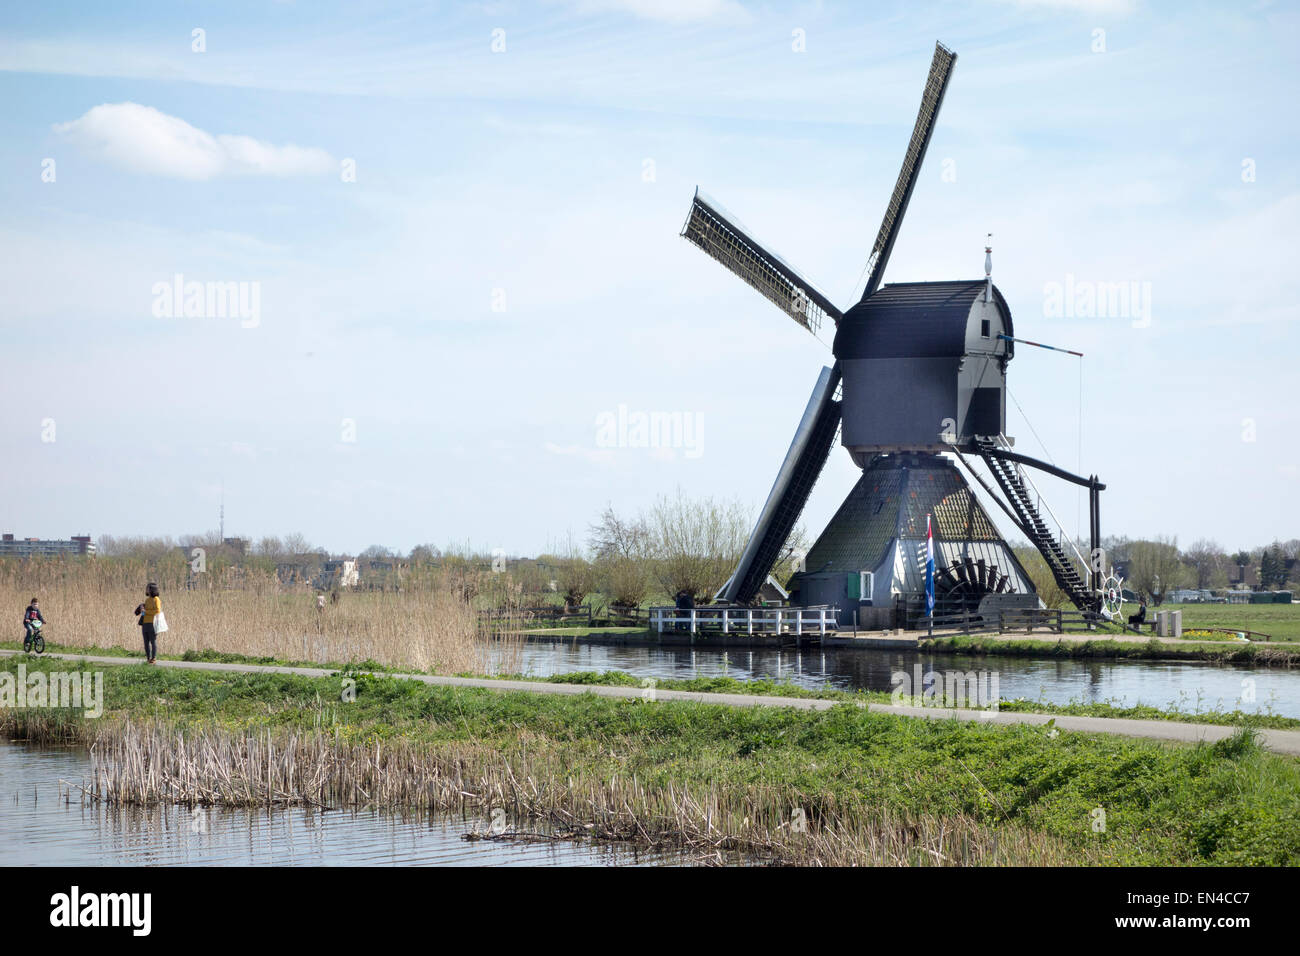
[55,718,1084,866]
[0,559,525,674]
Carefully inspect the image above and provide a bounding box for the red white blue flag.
[925,514,935,617]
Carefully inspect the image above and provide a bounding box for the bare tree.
[1184,538,1226,589]
[553,536,596,610]
[282,532,313,556]
[1128,537,1191,604]
[588,505,654,608]
[645,489,750,602]
[408,544,441,564]
[255,536,285,558]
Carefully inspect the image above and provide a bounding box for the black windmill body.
[680,43,1109,628]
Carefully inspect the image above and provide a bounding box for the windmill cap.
[834,280,1014,360]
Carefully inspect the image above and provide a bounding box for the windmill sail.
[858,41,957,302]
[719,365,842,604]
[682,189,842,336]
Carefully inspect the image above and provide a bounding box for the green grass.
[4,655,1296,865]
[1156,601,1300,642]
[0,639,406,674]
[924,634,1300,666]
[6,641,1299,728]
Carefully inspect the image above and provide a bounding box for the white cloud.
[53,103,335,180]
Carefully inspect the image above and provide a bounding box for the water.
[0,744,689,867]
[509,640,1300,718]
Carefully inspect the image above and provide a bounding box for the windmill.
[680,42,1109,627]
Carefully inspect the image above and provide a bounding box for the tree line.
[1014,535,1300,608]
[87,491,805,610]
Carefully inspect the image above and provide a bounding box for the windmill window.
[980,318,991,338]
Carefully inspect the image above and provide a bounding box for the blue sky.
[1,0,1297,557]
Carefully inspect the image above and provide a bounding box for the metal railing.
[995,434,1092,588]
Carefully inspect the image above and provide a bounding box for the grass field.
[1158,601,1300,641]
[4,655,1297,865]
[924,634,1300,667]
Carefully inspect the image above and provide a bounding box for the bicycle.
[22,621,46,655]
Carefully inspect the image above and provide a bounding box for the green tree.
[1260,543,1287,590]
[1230,551,1252,586]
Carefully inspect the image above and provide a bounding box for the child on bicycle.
[23,597,45,642]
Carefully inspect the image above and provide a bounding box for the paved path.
[5,649,1299,756]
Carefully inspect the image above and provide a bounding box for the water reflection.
[506,640,1299,718]
[0,744,689,867]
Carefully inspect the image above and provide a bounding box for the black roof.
[833,280,1014,360]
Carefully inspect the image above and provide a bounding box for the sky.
[1,0,1297,558]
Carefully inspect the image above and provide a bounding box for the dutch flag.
[925,513,935,617]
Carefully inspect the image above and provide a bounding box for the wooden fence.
[477,604,593,627]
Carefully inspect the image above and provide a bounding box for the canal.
[509,640,1300,717]
[0,743,693,867]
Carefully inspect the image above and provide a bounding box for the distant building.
[1230,562,1260,589]
[356,557,410,591]
[317,559,359,589]
[0,533,96,557]
[276,552,329,587]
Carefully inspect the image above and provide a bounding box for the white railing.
[648,606,838,636]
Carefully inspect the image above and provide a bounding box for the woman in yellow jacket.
[134,583,162,665]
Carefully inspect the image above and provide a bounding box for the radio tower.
[219,482,225,542]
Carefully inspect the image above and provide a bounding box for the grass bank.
[8,642,1298,729]
[922,634,1300,667]
[3,656,1297,865]
[1155,601,1300,642]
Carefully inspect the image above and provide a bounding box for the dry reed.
[20,715,1093,866]
[0,559,523,674]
